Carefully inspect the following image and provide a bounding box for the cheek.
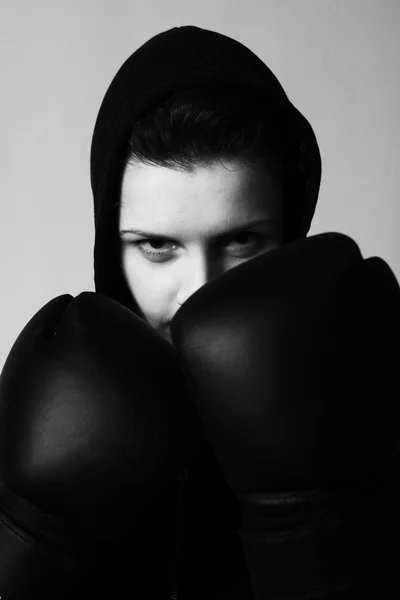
[121,250,174,313]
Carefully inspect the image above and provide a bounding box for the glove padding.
[0,292,205,599]
[170,232,400,599]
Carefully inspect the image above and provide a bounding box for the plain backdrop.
[1,0,399,370]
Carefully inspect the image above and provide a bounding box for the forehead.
[120,159,282,229]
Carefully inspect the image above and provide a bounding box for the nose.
[176,254,223,307]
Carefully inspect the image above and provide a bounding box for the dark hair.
[122,85,308,243]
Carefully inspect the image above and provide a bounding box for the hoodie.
[89,25,322,599]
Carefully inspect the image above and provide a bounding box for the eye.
[225,232,262,255]
[134,239,176,261]
[230,232,254,244]
[132,232,266,263]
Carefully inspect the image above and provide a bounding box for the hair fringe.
[124,85,308,241]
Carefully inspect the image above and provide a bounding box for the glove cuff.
[236,463,399,598]
[0,481,76,549]
[0,481,88,598]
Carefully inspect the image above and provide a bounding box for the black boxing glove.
[170,232,400,599]
[0,292,205,599]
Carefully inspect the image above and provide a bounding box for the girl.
[90,25,321,345]
[89,24,321,598]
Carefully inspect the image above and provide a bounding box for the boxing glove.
[0,292,205,599]
[170,232,400,599]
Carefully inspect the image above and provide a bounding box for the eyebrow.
[119,218,277,239]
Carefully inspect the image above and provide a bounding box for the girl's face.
[119,158,283,344]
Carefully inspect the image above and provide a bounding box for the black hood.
[90,25,322,317]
